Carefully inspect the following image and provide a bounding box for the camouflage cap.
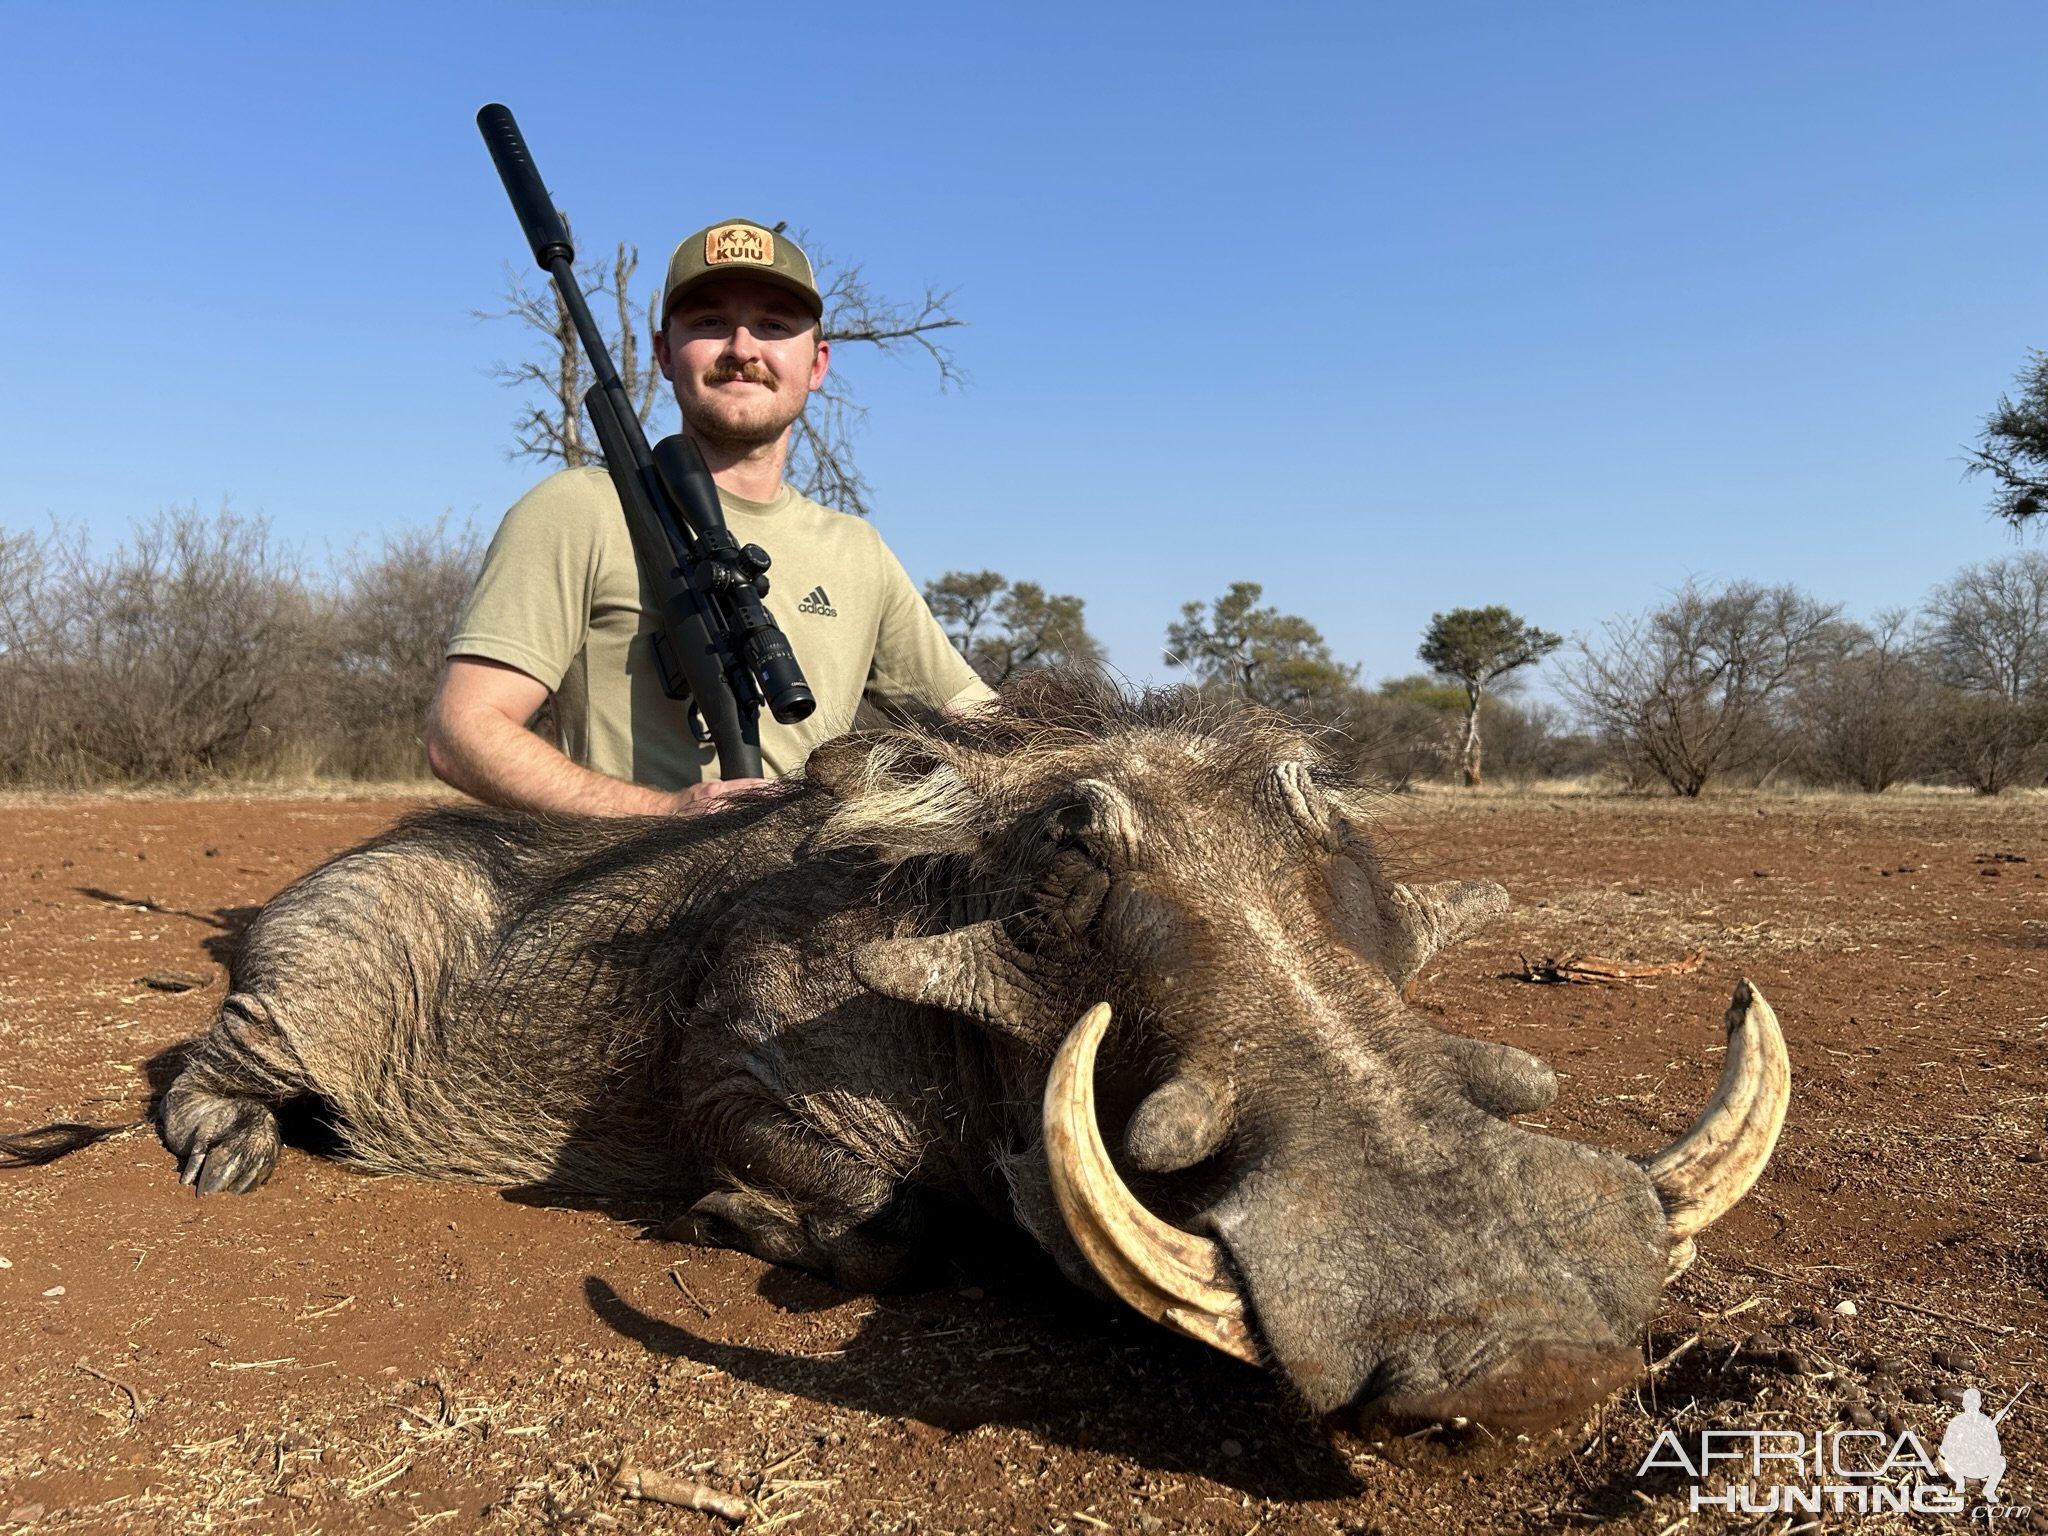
[659,220,823,326]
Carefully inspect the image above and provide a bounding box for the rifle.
[475,103,814,781]
[1992,1385,2029,1425]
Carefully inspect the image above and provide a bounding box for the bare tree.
[796,246,964,516]
[1917,553,2048,792]
[1922,688,2048,794]
[1561,580,1842,796]
[924,569,1105,685]
[0,523,76,781]
[1922,551,2048,702]
[1787,610,1933,792]
[483,232,963,516]
[482,241,665,468]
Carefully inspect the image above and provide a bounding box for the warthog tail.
[0,1119,146,1167]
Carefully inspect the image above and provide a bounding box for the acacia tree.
[483,233,962,517]
[1561,580,1841,796]
[1164,582,1357,712]
[923,569,1105,685]
[1418,606,1561,787]
[1965,349,2048,528]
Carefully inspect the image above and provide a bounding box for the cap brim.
[662,269,824,323]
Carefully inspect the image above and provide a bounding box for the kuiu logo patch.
[797,585,837,618]
[705,224,773,267]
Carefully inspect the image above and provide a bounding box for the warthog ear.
[1380,879,1510,987]
[805,733,987,862]
[851,924,1065,1048]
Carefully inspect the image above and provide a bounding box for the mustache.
[702,362,777,389]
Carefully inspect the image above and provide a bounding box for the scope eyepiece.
[749,633,815,724]
[766,679,817,725]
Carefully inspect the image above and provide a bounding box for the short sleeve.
[862,535,983,713]
[446,470,604,690]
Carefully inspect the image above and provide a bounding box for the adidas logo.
[796,585,837,618]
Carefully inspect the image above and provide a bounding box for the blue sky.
[4,2,2043,693]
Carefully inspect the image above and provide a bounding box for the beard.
[680,362,809,451]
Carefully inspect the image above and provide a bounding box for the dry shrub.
[0,508,483,788]
[1481,697,1603,785]
[1313,689,1454,791]
[0,524,75,782]
[1784,612,1933,792]
[1920,688,2048,795]
[0,507,316,784]
[314,518,485,779]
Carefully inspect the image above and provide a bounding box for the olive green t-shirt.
[448,467,980,786]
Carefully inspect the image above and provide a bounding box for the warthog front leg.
[159,993,311,1195]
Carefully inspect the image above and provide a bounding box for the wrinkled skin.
[150,677,1686,1429]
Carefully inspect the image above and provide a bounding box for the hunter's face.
[657,278,828,452]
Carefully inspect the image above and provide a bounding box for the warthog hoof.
[160,1087,281,1196]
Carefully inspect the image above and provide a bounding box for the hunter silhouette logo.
[1940,1385,2023,1503]
[797,585,837,618]
[705,224,773,267]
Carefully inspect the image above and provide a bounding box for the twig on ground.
[1518,950,1706,985]
[668,1266,713,1317]
[74,1358,146,1421]
[612,1465,749,1521]
[1648,1334,1700,1376]
[1863,1292,2018,1336]
[347,1453,413,1498]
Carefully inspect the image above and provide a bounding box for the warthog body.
[17,676,1787,1427]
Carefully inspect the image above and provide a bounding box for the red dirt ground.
[2,788,2045,1533]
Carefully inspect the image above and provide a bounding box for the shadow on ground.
[582,1269,1362,1500]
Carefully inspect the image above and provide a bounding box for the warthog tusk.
[1641,980,1790,1244]
[1043,1003,1259,1364]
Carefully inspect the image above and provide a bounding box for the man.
[425,220,994,815]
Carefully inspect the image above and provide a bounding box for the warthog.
[5,675,1787,1428]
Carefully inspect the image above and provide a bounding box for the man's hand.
[942,678,1000,717]
[665,777,771,817]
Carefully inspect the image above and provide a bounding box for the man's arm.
[424,656,763,816]
[942,677,1000,717]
